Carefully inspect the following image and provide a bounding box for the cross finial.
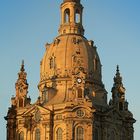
[117,65,119,72]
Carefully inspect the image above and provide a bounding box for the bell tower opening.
[64,8,70,23]
[75,9,81,23]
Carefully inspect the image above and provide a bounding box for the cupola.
[59,0,84,35]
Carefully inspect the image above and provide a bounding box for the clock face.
[77,78,82,83]
[76,109,85,117]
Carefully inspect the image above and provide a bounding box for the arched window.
[119,102,123,111]
[64,9,70,23]
[94,128,98,140]
[35,129,40,140]
[75,9,80,23]
[19,98,23,107]
[121,130,125,140]
[110,130,115,140]
[56,128,63,140]
[19,131,24,140]
[50,57,53,69]
[77,88,82,98]
[76,126,84,140]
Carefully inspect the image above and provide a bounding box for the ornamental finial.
[113,65,122,85]
[20,60,25,72]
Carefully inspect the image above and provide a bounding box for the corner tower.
[11,61,31,108]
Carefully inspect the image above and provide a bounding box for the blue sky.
[0,0,139,139]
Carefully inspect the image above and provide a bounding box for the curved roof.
[40,34,102,85]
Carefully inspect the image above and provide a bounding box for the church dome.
[38,0,106,106]
[40,34,102,84]
[38,34,105,105]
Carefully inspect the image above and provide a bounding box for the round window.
[76,109,85,117]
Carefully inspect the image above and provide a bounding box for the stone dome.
[40,34,102,85]
[38,0,107,106]
[38,34,106,105]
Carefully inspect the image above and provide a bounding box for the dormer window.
[49,56,55,69]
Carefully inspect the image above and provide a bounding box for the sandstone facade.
[5,0,135,140]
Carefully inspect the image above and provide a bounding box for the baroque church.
[5,0,136,140]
